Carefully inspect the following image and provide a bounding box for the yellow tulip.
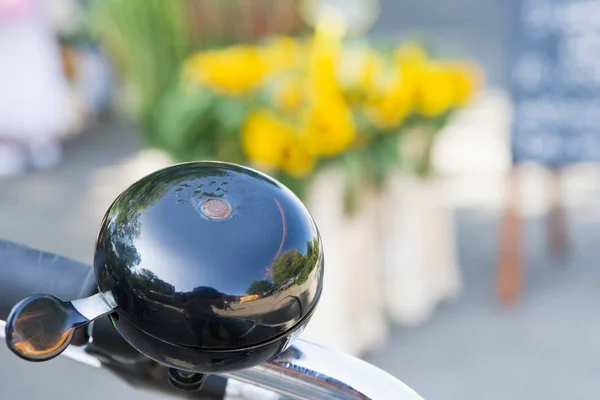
[242,110,290,167]
[395,42,428,76]
[280,141,316,178]
[184,46,269,96]
[307,17,344,96]
[274,77,304,110]
[394,42,428,98]
[302,93,356,156]
[242,110,315,177]
[300,26,357,154]
[363,43,430,128]
[445,62,480,106]
[366,93,411,129]
[360,51,383,92]
[365,71,414,129]
[335,46,383,92]
[262,36,304,73]
[415,63,456,117]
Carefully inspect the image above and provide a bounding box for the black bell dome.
[93,162,323,372]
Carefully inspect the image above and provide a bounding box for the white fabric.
[0,0,72,142]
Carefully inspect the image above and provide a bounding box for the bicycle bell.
[4,162,324,374]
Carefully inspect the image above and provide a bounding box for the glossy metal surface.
[94,162,323,351]
[5,294,90,361]
[109,310,312,373]
[224,379,280,400]
[0,319,101,367]
[71,292,116,321]
[4,292,116,362]
[227,339,424,400]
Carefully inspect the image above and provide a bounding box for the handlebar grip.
[0,239,232,399]
[0,239,97,345]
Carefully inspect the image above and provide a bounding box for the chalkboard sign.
[510,0,600,165]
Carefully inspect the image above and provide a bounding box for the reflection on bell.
[94,162,324,373]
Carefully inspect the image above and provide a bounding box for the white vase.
[380,173,462,325]
[300,168,388,356]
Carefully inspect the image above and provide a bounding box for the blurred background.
[1,0,600,399]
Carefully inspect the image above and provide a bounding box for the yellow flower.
[307,20,343,95]
[184,46,269,96]
[274,77,304,110]
[262,36,304,72]
[415,63,456,117]
[366,91,412,129]
[360,51,383,92]
[242,110,289,166]
[242,110,315,177]
[445,62,480,106]
[337,47,384,104]
[394,42,428,72]
[302,23,355,155]
[302,94,356,156]
[364,43,429,129]
[365,72,414,129]
[280,141,315,178]
[394,41,428,96]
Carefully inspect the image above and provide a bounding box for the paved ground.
[365,207,600,400]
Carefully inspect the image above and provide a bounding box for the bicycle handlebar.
[0,240,97,345]
[0,317,421,399]
[224,338,422,399]
[0,239,423,399]
[0,318,421,399]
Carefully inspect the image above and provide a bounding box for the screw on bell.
[201,198,232,219]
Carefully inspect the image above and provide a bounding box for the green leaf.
[148,86,216,159]
[341,152,364,215]
[213,96,248,138]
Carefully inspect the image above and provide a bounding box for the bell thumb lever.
[4,292,116,362]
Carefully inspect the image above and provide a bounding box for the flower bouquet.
[152,29,478,353]
[148,27,478,207]
[89,1,480,354]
